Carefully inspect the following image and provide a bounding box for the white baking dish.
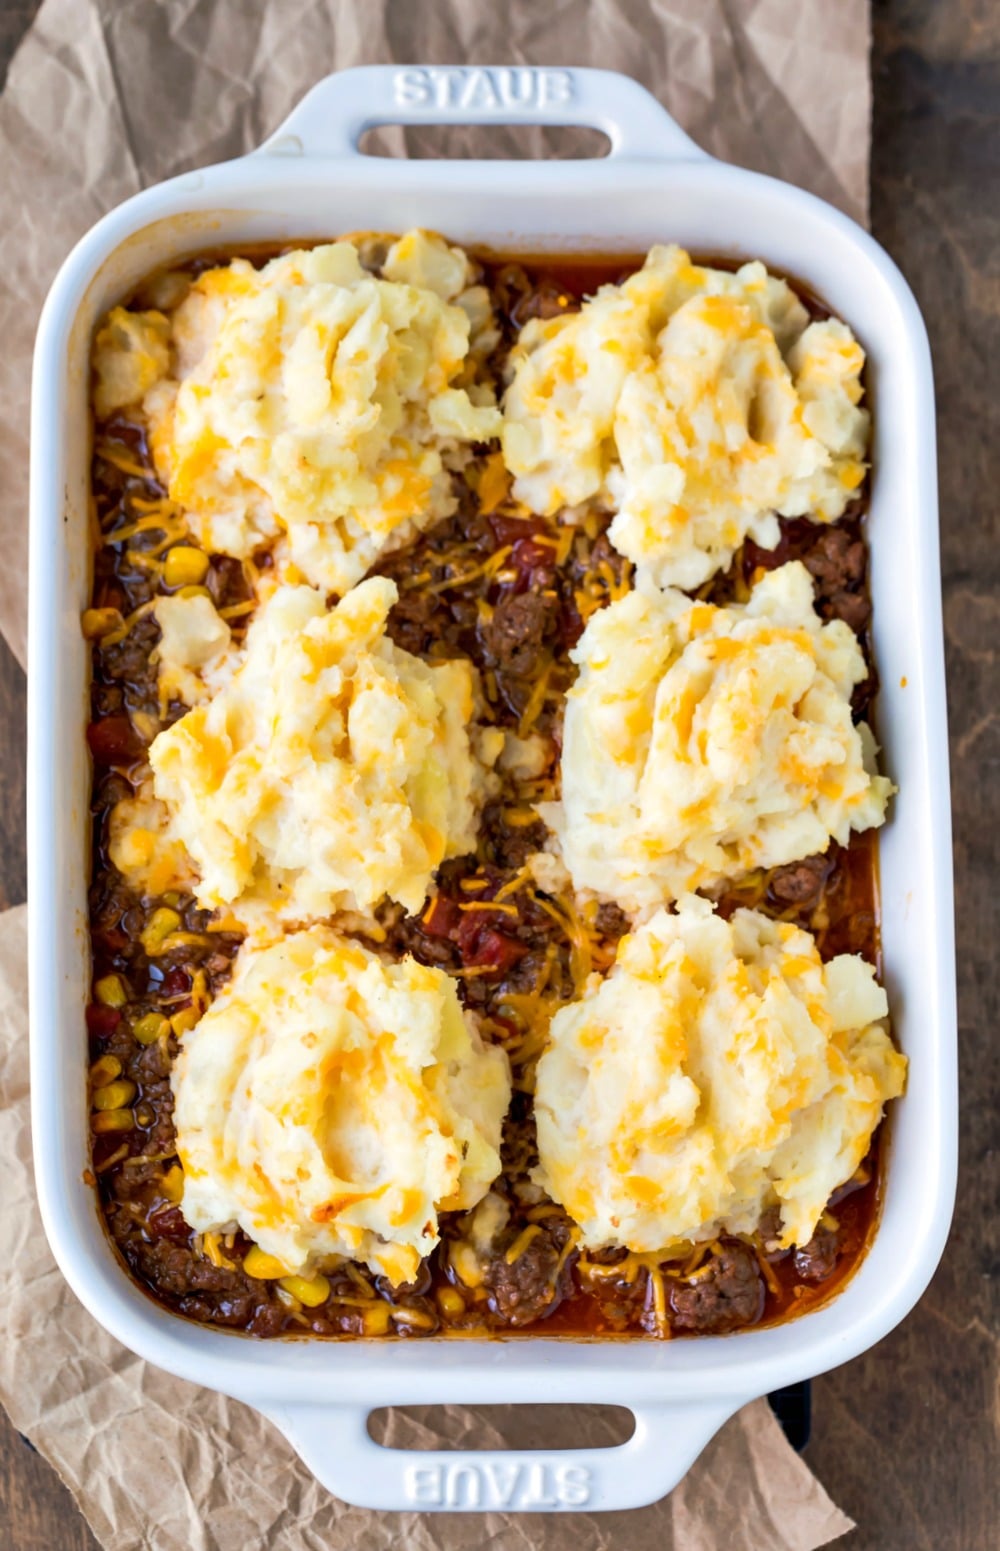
[28,66,956,1513]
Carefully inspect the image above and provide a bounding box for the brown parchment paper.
[0,900,854,1550]
[0,0,871,671]
[0,0,871,1543]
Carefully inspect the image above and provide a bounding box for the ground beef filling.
[793,1225,843,1284]
[85,250,883,1340]
[668,1242,766,1334]
[482,590,555,676]
[483,1220,576,1327]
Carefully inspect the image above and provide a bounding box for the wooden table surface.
[1,1,997,1546]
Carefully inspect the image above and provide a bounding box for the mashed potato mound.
[172,927,511,1284]
[151,592,233,708]
[546,562,892,910]
[149,576,497,927]
[126,230,502,594]
[534,896,906,1254]
[108,788,195,898]
[502,245,868,588]
[91,306,171,420]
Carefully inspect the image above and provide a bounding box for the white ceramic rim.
[28,66,957,1513]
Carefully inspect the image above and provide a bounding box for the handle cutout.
[368,1403,635,1452]
[358,124,611,161]
[267,1396,740,1511]
[257,66,709,166]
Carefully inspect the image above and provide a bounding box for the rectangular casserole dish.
[29,65,957,1514]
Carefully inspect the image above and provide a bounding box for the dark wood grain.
[806,4,1000,1541]
[0,0,38,92]
[0,1,996,1546]
[0,1426,98,1551]
[0,2,101,1542]
[0,631,26,913]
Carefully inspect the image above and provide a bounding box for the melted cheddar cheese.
[148,577,499,929]
[534,896,906,1254]
[172,927,511,1284]
[545,562,892,911]
[502,245,868,588]
[100,231,503,595]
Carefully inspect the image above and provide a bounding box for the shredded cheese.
[97,599,156,649]
[504,1224,542,1264]
[96,445,160,481]
[517,659,552,736]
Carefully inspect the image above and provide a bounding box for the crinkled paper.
[0,0,870,1542]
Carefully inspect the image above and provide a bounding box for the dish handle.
[257,64,708,164]
[262,1397,740,1512]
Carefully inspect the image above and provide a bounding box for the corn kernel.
[436,1285,466,1320]
[132,1011,169,1045]
[278,1273,331,1308]
[170,1006,201,1037]
[244,1245,290,1280]
[176,584,212,600]
[161,1165,185,1203]
[362,1302,392,1336]
[449,1241,483,1289]
[140,908,182,956]
[94,974,127,1008]
[93,1079,137,1112]
[81,606,124,640]
[91,1108,134,1134]
[132,710,160,745]
[389,1306,436,1331]
[89,1054,122,1089]
[164,546,210,588]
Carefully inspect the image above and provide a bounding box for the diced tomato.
[457,921,529,972]
[510,536,556,576]
[87,715,143,766]
[488,512,547,548]
[92,926,128,956]
[455,909,507,950]
[85,1003,121,1039]
[92,581,125,613]
[420,895,463,938]
[561,596,586,649]
[146,1206,191,1244]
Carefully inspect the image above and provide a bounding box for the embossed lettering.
[538,69,574,108]
[518,1461,558,1509]
[496,67,536,107]
[393,68,432,107]
[433,68,465,109]
[485,1462,523,1506]
[556,1465,592,1506]
[405,1464,443,1505]
[444,1466,483,1508]
[391,65,575,117]
[461,68,500,110]
[404,1458,593,1509]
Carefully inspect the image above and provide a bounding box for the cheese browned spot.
[544,561,892,911]
[534,896,906,1255]
[172,927,512,1285]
